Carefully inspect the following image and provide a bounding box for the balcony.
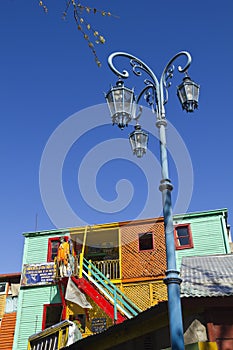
[92,259,120,280]
[27,320,82,350]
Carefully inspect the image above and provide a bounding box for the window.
[0,282,13,296]
[42,304,63,330]
[138,232,154,251]
[47,236,69,262]
[0,282,7,294]
[174,224,193,250]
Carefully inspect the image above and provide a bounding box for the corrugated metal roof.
[180,254,233,297]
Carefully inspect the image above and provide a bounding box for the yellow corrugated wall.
[0,294,6,319]
[122,280,167,311]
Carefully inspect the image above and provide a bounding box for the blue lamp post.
[105,51,199,350]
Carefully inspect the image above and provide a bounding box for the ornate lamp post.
[105,51,199,350]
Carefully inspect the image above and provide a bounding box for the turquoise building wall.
[13,285,61,350]
[173,209,230,268]
[13,229,70,350]
[22,229,70,264]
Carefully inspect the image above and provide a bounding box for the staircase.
[74,257,141,324]
[0,312,17,350]
[72,276,126,324]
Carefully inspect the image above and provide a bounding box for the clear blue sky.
[0,0,233,273]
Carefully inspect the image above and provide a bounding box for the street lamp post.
[105,51,199,350]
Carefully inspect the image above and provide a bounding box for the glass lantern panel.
[193,85,200,100]
[113,89,123,102]
[178,86,186,103]
[106,92,116,116]
[129,135,136,150]
[140,134,148,149]
[134,132,148,148]
[123,90,133,114]
[185,84,194,100]
[113,89,124,113]
[136,135,143,147]
[107,92,114,103]
[108,103,115,115]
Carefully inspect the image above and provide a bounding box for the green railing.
[81,257,141,321]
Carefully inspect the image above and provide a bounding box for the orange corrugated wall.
[0,312,17,350]
[120,220,166,280]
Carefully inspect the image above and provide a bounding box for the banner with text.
[21,263,55,286]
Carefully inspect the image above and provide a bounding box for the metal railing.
[81,257,141,321]
[92,259,120,280]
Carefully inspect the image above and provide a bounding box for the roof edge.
[23,208,228,237]
[173,208,228,220]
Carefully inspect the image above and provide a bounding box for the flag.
[65,278,92,309]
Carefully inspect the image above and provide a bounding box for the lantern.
[177,76,200,112]
[105,80,136,129]
[129,124,148,158]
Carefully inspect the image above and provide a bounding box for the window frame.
[0,282,7,295]
[138,232,154,252]
[42,303,63,330]
[47,236,69,262]
[174,224,193,250]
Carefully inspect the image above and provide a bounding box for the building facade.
[12,208,231,350]
[173,208,230,268]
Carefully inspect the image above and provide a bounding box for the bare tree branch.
[38,1,118,67]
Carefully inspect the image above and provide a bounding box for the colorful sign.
[91,317,107,333]
[21,263,55,286]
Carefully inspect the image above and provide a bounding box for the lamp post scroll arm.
[160,51,192,111]
[108,52,161,115]
[136,82,157,114]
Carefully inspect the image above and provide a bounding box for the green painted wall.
[22,231,70,265]
[13,230,69,350]
[13,285,61,350]
[173,210,230,268]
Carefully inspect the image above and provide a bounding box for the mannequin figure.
[57,237,69,277]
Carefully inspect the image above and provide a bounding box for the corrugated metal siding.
[123,280,167,310]
[23,233,70,264]
[175,215,229,268]
[120,221,166,280]
[14,231,69,350]
[0,295,6,318]
[13,285,61,350]
[23,236,48,263]
[0,312,17,350]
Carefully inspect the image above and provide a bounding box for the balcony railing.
[27,320,82,350]
[92,259,120,280]
[53,255,120,281]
